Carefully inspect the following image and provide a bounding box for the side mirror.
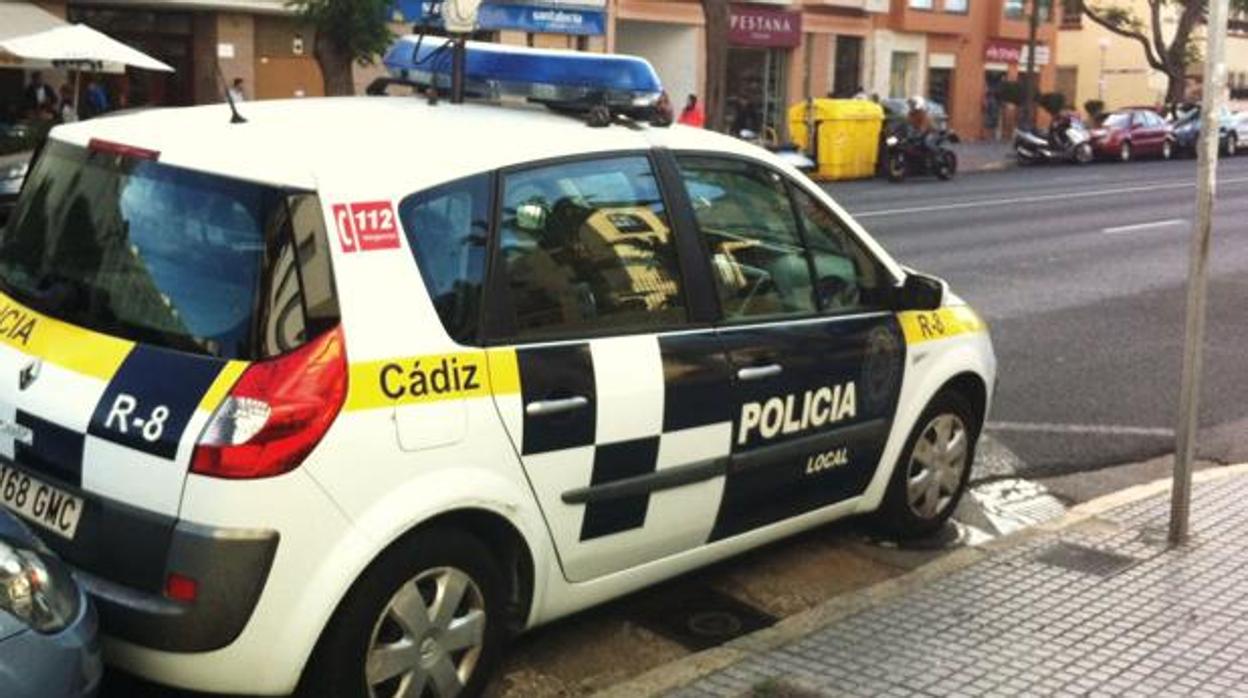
[894,273,944,311]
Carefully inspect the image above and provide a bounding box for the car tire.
[1162,139,1173,160]
[1228,135,1238,157]
[872,390,979,540]
[886,152,907,182]
[1119,141,1133,162]
[301,527,507,698]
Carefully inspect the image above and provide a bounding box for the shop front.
[725,3,801,138]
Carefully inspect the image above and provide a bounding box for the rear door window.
[0,141,335,359]
[495,155,687,340]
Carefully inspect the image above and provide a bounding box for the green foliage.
[997,81,1025,106]
[287,0,394,65]
[1084,99,1105,119]
[1038,92,1067,116]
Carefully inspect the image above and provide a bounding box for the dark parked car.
[1169,105,1237,156]
[1090,109,1175,162]
[0,153,30,227]
[0,507,102,697]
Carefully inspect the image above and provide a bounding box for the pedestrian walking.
[24,71,57,119]
[82,78,110,119]
[58,83,77,123]
[228,78,247,103]
[678,94,705,128]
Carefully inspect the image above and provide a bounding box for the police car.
[0,41,994,698]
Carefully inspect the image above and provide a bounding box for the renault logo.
[18,359,41,391]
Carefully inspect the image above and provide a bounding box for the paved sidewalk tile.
[672,473,1248,697]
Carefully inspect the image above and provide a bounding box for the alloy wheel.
[1120,142,1132,162]
[905,413,969,520]
[1163,140,1173,160]
[366,567,487,698]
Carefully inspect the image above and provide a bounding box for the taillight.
[191,326,348,479]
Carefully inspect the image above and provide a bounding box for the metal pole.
[451,35,467,105]
[1170,0,1230,546]
[1021,0,1042,129]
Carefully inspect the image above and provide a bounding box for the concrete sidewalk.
[602,465,1248,698]
[953,140,1015,174]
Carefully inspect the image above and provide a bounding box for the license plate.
[0,464,84,540]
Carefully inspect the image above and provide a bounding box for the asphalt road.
[826,155,1248,478]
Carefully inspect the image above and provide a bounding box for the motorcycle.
[1014,119,1094,165]
[884,129,958,182]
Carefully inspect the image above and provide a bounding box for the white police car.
[0,42,994,698]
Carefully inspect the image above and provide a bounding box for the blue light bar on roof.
[383,37,663,113]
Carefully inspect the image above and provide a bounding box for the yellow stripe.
[345,349,521,412]
[198,361,248,412]
[0,291,133,381]
[898,306,987,346]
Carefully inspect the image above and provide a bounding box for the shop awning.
[0,2,67,43]
[0,23,174,73]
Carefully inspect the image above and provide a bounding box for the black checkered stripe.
[3,344,232,516]
[515,333,734,542]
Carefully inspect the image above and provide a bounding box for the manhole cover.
[634,586,777,651]
[1034,542,1139,577]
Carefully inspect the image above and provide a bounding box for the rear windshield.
[0,141,338,360]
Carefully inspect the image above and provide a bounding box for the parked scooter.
[1014,116,1094,165]
[884,128,959,182]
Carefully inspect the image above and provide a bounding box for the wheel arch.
[940,371,988,435]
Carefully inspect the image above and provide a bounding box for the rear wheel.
[935,150,957,180]
[303,528,506,698]
[873,391,979,539]
[886,152,907,182]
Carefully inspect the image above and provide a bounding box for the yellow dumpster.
[789,99,885,181]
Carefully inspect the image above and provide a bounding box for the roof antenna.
[215,63,248,125]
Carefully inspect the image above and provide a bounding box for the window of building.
[1004,0,1025,18]
[889,52,920,99]
[1061,0,1083,26]
[497,156,686,339]
[833,36,864,98]
[909,0,934,9]
[945,0,969,13]
[677,156,817,321]
[399,175,492,344]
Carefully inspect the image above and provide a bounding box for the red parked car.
[1091,109,1175,162]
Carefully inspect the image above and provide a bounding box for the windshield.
[0,140,335,360]
[1103,113,1131,129]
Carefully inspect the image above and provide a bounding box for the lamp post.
[1098,37,1110,101]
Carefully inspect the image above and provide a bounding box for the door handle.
[737,364,782,381]
[525,396,590,417]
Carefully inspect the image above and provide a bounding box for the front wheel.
[302,528,506,698]
[1119,141,1133,163]
[1227,134,1238,157]
[935,150,957,180]
[1074,143,1094,165]
[873,391,979,540]
[886,152,907,182]
[1162,139,1174,160]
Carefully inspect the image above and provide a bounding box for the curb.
[593,462,1248,698]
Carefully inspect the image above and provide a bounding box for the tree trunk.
[701,0,731,132]
[1166,68,1188,104]
[315,33,356,97]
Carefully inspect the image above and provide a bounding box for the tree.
[1080,0,1246,103]
[288,0,394,96]
[701,0,730,131]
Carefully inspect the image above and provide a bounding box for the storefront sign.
[729,5,802,48]
[394,1,605,35]
[984,39,1050,66]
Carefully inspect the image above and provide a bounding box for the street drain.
[1034,541,1139,577]
[635,586,777,651]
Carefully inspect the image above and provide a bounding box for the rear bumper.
[74,520,278,653]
